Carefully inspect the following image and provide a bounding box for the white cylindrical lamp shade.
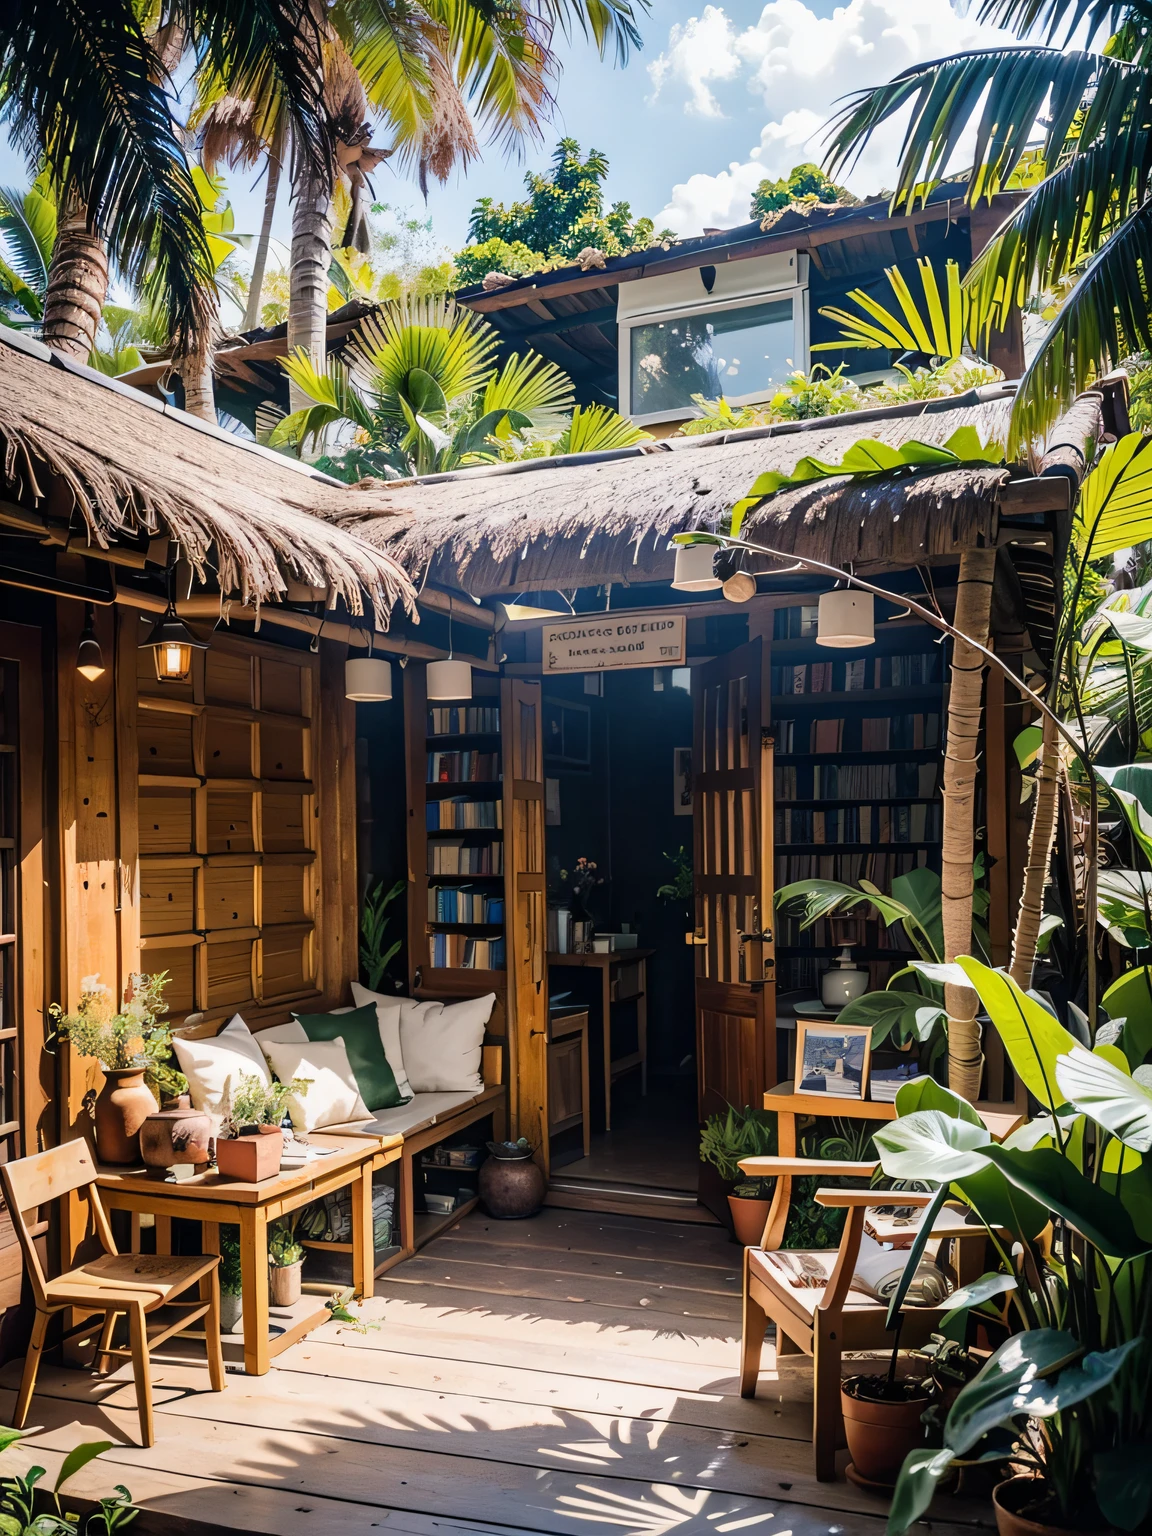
[345,656,393,701]
[427,658,473,699]
[817,590,874,648]
[671,543,722,591]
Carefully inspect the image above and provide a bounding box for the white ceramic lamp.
[671,543,722,592]
[345,655,393,701]
[817,590,874,648]
[427,658,473,699]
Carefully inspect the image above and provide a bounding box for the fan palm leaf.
[551,402,650,453]
[0,178,55,295]
[350,297,499,423]
[815,258,966,358]
[480,349,574,431]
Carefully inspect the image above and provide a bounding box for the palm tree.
[1,0,333,374]
[822,0,1152,452]
[0,177,55,326]
[269,296,648,476]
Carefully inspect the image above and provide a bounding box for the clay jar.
[478,1149,545,1219]
[993,1478,1106,1536]
[139,1095,213,1176]
[93,1067,157,1165]
[727,1192,772,1246]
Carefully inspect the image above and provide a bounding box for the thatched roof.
[0,328,416,619]
[335,386,1025,596]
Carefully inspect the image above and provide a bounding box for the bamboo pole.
[940,547,997,1102]
[1010,709,1060,989]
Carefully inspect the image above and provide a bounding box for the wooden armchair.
[737,1156,992,1481]
[0,1139,226,1447]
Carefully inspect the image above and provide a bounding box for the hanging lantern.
[143,601,207,682]
[427,659,473,699]
[817,590,874,648]
[671,543,722,592]
[345,654,393,702]
[76,603,106,682]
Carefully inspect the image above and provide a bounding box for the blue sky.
[0,1,1020,268]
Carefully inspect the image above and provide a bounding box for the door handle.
[687,929,708,946]
[739,930,773,944]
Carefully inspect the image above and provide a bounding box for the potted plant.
[656,846,694,935]
[269,1214,305,1306]
[219,1225,243,1332]
[216,1072,308,1182]
[49,971,186,1164]
[874,957,1152,1536]
[699,1104,777,1244]
[478,1138,545,1218]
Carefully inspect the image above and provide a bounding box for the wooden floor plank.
[462,1210,737,1266]
[382,1255,742,1320]
[423,1236,744,1294]
[0,1381,991,1536]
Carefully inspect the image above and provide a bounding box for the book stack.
[428,887,505,922]
[426,797,503,830]
[769,652,941,694]
[426,750,501,783]
[429,933,506,969]
[428,840,504,875]
[813,762,939,798]
[428,706,501,734]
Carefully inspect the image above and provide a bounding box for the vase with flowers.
[49,971,186,1164]
[561,856,604,946]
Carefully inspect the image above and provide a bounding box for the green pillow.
[294,1004,408,1111]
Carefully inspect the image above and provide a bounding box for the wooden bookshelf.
[770,603,945,995]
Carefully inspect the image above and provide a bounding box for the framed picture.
[544,697,592,767]
[674,746,693,816]
[795,1021,872,1101]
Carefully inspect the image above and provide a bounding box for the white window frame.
[619,285,810,426]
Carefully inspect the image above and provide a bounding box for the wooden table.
[97,1131,401,1376]
[547,1006,590,1157]
[547,949,653,1129]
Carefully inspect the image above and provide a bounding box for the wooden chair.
[1,1139,226,1447]
[737,1156,994,1481]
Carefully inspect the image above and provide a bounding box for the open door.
[501,678,549,1172]
[693,637,777,1122]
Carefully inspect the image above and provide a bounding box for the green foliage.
[325,1287,380,1334]
[750,162,858,224]
[698,1103,776,1184]
[225,1071,309,1132]
[0,177,54,326]
[655,847,693,906]
[0,1428,134,1535]
[815,258,969,360]
[219,1226,243,1296]
[456,139,673,283]
[49,972,187,1103]
[360,878,406,992]
[269,1215,304,1268]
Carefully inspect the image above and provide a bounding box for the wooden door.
[693,638,777,1121]
[501,679,548,1171]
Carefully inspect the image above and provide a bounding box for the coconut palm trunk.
[179,342,217,422]
[942,546,997,1101]
[243,125,284,332]
[41,199,108,361]
[1010,709,1060,989]
[287,163,334,413]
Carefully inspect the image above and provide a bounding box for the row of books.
[428,933,505,969]
[775,849,929,885]
[427,706,500,735]
[427,887,505,923]
[426,797,503,830]
[427,751,501,783]
[771,653,941,695]
[775,803,942,844]
[428,840,504,875]
[775,712,941,755]
[772,761,939,799]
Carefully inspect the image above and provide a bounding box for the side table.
[547,949,653,1129]
[547,1006,590,1157]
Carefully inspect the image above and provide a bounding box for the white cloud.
[649,0,1019,234]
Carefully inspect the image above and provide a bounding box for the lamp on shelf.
[76,603,105,682]
[143,599,207,683]
[345,634,393,701]
[671,542,722,592]
[817,590,874,648]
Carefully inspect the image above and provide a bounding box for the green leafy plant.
[873,959,1152,1534]
[49,972,187,1104]
[814,258,970,361]
[751,162,858,225]
[224,1072,309,1135]
[269,1214,304,1268]
[655,847,693,906]
[699,1104,777,1191]
[325,1287,380,1334]
[0,1427,135,1535]
[219,1226,242,1298]
[360,878,406,992]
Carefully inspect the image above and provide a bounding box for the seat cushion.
[328,1089,485,1139]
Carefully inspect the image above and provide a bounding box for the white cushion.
[172,1015,270,1120]
[256,1020,307,1045]
[260,1038,370,1133]
[327,1089,485,1138]
[400,993,495,1093]
[350,982,412,1097]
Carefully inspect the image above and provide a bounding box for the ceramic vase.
[269,1260,303,1308]
[478,1153,545,1219]
[840,1375,931,1486]
[93,1067,156,1165]
[139,1094,213,1176]
[727,1193,771,1246]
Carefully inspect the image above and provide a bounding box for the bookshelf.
[770,603,946,994]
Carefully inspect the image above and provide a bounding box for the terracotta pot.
[993,1477,1105,1536]
[139,1094,213,1175]
[93,1067,157,1165]
[727,1193,771,1246]
[841,1375,931,1486]
[478,1154,545,1219]
[269,1260,302,1308]
[215,1126,283,1182]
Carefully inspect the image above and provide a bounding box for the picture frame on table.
[795,1020,871,1101]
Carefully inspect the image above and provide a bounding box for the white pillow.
[260,1038,370,1132]
[400,993,495,1093]
[172,1015,270,1120]
[350,982,412,1098]
[256,1020,307,1046]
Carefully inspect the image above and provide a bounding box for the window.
[628,297,796,418]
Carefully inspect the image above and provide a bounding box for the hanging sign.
[541,611,687,673]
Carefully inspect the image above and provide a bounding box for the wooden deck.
[0,1208,995,1535]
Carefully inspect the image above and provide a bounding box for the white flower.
[80,975,110,997]
[123,999,149,1023]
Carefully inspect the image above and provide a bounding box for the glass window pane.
[629,297,794,415]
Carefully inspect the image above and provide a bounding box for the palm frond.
[536,0,649,67]
[0,179,56,294]
[552,402,651,454]
[334,0,435,161]
[277,346,375,450]
[974,0,1150,49]
[815,258,965,357]
[824,47,1126,209]
[349,298,499,423]
[1006,198,1152,454]
[480,349,574,427]
[428,0,553,156]
[1074,432,1152,560]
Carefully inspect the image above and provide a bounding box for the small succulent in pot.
[223,1073,310,1138]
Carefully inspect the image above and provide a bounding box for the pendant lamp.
[671,542,722,592]
[76,603,106,681]
[427,658,472,699]
[816,590,874,648]
[345,645,393,701]
[144,599,208,682]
